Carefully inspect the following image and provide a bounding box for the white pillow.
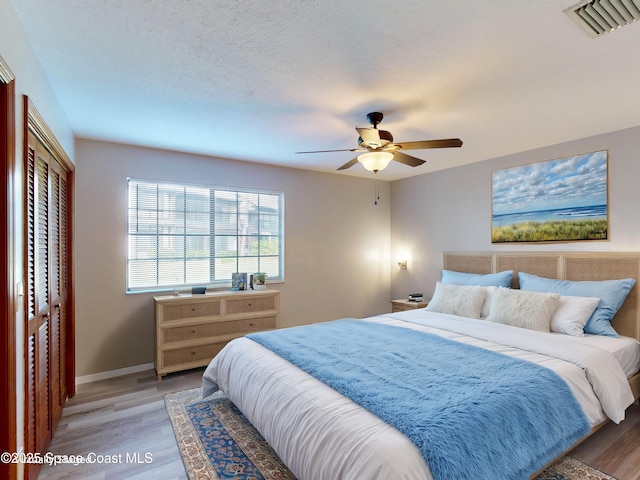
[551,295,600,336]
[426,282,485,319]
[485,288,560,333]
[480,286,498,318]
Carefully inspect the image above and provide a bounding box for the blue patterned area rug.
[165,388,295,479]
[165,388,617,480]
[535,456,618,480]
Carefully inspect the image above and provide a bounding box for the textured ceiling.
[10,0,640,180]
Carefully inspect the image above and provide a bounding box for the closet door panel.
[24,127,71,477]
[58,173,68,403]
[32,138,53,456]
[24,140,37,460]
[49,159,66,424]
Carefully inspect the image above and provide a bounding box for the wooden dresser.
[154,289,279,380]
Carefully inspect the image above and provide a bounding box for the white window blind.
[127,178,284,293]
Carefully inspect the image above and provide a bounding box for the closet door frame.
[0,55,17,480]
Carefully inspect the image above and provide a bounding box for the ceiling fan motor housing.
[366,111,384,127]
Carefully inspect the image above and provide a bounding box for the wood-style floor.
[571,402,640,480]
[37,368,204,480]
[37,367,640,480]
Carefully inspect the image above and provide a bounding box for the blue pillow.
[441,269,513,288]
[518,272,635,337]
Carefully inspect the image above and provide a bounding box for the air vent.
[565,0,640,37]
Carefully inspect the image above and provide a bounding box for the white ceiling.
[10,0,640,180]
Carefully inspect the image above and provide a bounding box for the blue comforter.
[247,319,590,480]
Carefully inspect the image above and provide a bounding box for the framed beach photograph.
[491,150,608,243]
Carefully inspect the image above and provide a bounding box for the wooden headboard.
[443,252,640,341]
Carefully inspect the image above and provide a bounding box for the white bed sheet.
[580,333,640,378]
[202,311,637,480]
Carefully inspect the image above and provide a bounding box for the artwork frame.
[491,150,608,243]
[231,272,248,291]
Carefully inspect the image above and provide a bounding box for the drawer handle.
[247,303,252,307]
[191,329,196,334]
[191,308,196,311]
[249,322,254,326]
[190,351,196,355]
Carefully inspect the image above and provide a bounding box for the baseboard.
[76,362,155,385]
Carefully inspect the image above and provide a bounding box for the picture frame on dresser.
[231,272,248,290]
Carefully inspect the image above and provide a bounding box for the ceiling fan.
[295,112,463,173]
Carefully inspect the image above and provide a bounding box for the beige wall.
[390,125,640,301]
[74,139,391,376]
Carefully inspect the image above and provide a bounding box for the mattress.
[202,310,637,480]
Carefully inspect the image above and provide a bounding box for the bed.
[202,252,640,479]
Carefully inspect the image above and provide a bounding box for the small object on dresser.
[253,272,267,290]
[191,286,206,295]
[231,272,248,291]
[408,293,424,302]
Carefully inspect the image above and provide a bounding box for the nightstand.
[391,299,428,313]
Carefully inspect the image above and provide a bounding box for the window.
[127,178,284,293]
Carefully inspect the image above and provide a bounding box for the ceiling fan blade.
[395,138,463,150]
[337,157,359,170]
[356,127,382,148]
[295,148,358,154]
[393,151,426,167]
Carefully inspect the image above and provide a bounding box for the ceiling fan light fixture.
[357,151,394,173]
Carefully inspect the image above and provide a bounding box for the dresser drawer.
[161,316,276,343]
[162,300,222,322]
[162,322,223,343]
[226,296,276,314]
[161,343,225,367]
[217,316,276,336]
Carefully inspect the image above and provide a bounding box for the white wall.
[74,139,391,376]
[390,125,640,301]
